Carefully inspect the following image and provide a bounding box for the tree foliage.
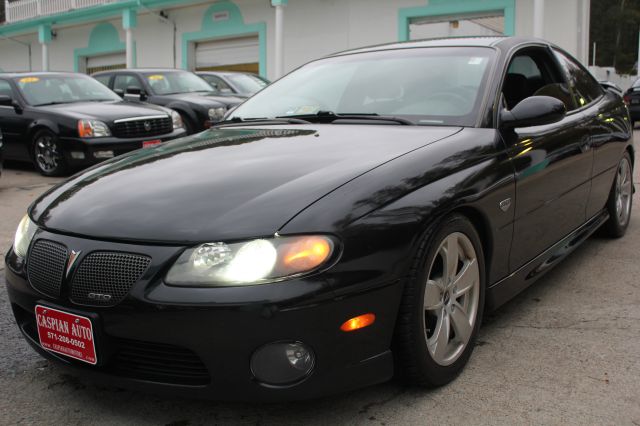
[591,0,640,74]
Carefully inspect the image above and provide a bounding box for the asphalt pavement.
[1,136,639,425]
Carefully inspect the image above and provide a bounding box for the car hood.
[162,92,244,106]
[31,125,460,244]
[37,101,169,122]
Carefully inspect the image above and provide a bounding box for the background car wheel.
[603,151,633,238]
[393,214,485,387]
[32,130,68,177]
[179,113,196,135]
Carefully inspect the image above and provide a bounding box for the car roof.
[0,71,86,78]
[197,71,248,76]
[329,36,549,57]
[93,68,190,75]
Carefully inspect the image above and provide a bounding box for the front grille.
[70,252,151,306]
[113,116,172,138]
[27,240,68,297]
[111,338,210,385]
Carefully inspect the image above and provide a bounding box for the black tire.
[603,151,633,238]
[31,129,68,177]
[393,213,486,387]
[179,113,196,135]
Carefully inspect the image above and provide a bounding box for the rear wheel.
[394,214,485,387]
[603,152,633,237]
[32,130,68,176]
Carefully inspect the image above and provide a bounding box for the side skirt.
[486,210,610,311]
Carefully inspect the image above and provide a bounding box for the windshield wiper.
[276,111,415,125]
[213,116,312,127]
[34,100,79,106]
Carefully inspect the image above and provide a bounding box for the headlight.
[166,235,336,286]
[170,110,184,129]
[208,107,226,122]
[77,120,111,138]
[13,214,37,258]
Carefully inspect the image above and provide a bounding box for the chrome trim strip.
[113,115,169,124]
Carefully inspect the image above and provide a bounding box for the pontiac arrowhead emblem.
[66,250,81,278]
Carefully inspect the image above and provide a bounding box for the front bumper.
[5,230,401,401]
[59,128,187,167]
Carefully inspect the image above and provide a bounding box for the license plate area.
[35,305,97,365]
[142,139,162,148]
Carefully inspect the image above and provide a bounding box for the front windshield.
[144,72,213,95]
[227,73,269,95]
[230,47,496,126]
[16,75,120,106]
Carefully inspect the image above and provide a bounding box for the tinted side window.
[553,49,603,107]
[0,79,14,98]
[503,48,574,111]
[94,75,111,87]
[114,75,142,92]
[202,75,231,93]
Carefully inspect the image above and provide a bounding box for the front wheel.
[32,130,68,176]
[603,151,633,237]
[394,214,485,387]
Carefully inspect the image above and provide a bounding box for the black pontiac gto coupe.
[5,37,633,400]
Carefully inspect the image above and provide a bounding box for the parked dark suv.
[93,69,244,134]
[0,72,186,176]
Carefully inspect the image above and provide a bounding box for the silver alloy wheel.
[615,156,633,227]
[423,232,480,366]
[34,134,60,173]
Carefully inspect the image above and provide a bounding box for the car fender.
[26,119,62,147]
[164,102,199,126]
[279,128,516,294]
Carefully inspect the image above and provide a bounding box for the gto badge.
[143,121,152,131]
[66,250,81,278]
[499,198,512,212]
[88,293,112,302]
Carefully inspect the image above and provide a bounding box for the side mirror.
[125,87,148,101]
[114,88,125,98]
[500,96,566,128]
[0,95,12,107]
[208,82,219,91]
[220,88,233,95]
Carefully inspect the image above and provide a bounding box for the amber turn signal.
[281,236,332,271]
[340,313,376,332]
[77,120,93,138]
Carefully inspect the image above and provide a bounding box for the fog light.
[94,150,114,159]
[250,341,315,386]
[70,151,85,160]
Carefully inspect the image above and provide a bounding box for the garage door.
[195,35,259,74]
[410,12,504,39]
[85,52,126,75]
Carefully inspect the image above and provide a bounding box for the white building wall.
[0,0,589,77]
[0,33,39,71]
[514,0,588,63]
[135,12,175,68]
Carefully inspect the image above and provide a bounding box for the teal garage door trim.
[181,1,267,78]
[398,0,516,41]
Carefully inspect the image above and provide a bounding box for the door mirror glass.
[125,86,148,101]
[500,96,566,128]
[0,94,12,107]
